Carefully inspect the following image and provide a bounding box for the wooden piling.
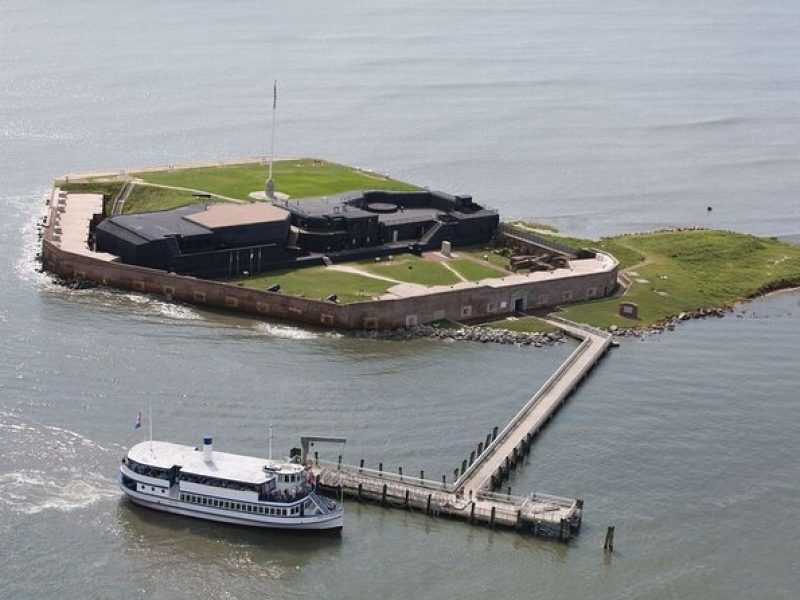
[404,489,410,507]
[478,441,484,455]
[604,525,615,552]
[490,507,496,529]
[492,425,499,441]
[470,502,475,524]
[381,484,387,506]
[426,493,432,515]
[359,458,364,473]
[469,450,476,466]
[357,482,362,501]
[398,466,403,480]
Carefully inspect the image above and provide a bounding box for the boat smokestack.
[203,436,213,462]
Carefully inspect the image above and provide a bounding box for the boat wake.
[0,410,120,515]
[0,469,118,515]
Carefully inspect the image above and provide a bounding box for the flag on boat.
[134,411,142,429]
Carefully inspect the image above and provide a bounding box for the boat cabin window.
[178,472,261,493]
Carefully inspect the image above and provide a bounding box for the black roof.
[96,205,213,242]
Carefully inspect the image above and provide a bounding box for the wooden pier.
[309,320,612,540]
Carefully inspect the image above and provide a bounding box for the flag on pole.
[273,80,277,110]
[134,411,142,430]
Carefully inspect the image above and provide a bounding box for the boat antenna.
[265,79,277,200]
[268,423,273,461]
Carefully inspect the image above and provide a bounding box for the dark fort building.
[95,190,498,278]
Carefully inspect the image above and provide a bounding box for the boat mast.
[268,423,273,461]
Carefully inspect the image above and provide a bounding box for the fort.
[41,157,619,330]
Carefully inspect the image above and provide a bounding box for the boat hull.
[119,478,343,532]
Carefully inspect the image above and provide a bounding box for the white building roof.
[127,440,303,485]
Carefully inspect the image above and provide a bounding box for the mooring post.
[379,462,383,475]
[604,525,615,552]
[469,450,475,466]
[492,426,499,441]
[404,489,410,507]
[515,509,522,530]
[426,493,432,515]
[420,470,424,481]
[477,441,483,456]
[314,451,319,465]
[441,474,446,487]
[337,454,342,470]
[357,482,362,501]
[461,459,468,475]
[485,433,492,449]
[359,458,364,473]
[398,466,403,480]
[454,468,459,481]
[490,506,496,529]
[381,484,387,506]
[470,501,476,524]
[507,486,512,499]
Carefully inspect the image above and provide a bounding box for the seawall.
[42,187,619,330]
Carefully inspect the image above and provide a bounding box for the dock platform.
[310,320,612,540]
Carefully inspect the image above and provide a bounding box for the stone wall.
[42,238,618,330]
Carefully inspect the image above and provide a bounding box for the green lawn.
[133,158,419,201]
[361,255,462,286]
[447,259,507,281]
[122,186,210,214]
[230,265,391,304]
[453,247,512,270]
[559,230,800,328]
[479,316,558,333]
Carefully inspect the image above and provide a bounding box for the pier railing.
[314,459,457,493]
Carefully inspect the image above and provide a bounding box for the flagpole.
[268,424,273,461]
[266,79,277,199]
[148,398,153,453]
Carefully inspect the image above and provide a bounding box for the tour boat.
[118,436,343,532]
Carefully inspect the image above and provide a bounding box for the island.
[41,157,800,333]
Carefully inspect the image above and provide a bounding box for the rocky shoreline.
[354,323,566,346]
[608,305,731,337]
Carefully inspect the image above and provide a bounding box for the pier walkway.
[309,319,612,539]
[455,320,612,494]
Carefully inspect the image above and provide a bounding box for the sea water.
[1,1,799,598]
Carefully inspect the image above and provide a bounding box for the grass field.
[447,259,507,280]
[230,265,392,304]
[229,252,515,304]
[122,186,207,214]
[556,229,800,328]
[361,255,462,286]
[133,159,419,201]
[479,315,559,333]
[453,247,512,270]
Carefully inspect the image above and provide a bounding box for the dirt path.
[325,264,403,284]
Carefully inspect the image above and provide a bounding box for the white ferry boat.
[118,436,343,532]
